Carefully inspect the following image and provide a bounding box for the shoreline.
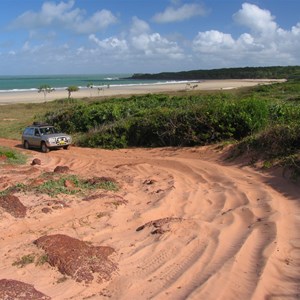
[0,79,285,105]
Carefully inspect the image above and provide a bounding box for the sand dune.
[0,138,299,299]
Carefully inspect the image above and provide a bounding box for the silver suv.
[22,122,72,153]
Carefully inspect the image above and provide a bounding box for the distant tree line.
[129,66,300,80]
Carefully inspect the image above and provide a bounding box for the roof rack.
[32,122,52,127]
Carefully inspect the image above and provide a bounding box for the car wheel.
[23,141,30,149]
[41,142,49,153]
[63,145,70,150]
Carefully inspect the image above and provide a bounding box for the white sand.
[0,79,285,104]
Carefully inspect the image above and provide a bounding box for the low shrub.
[234,123,300,158]
[75,97,270,148]
[40,80,300,163]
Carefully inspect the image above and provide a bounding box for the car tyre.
[41,142,50,153]
[63,145,70,150]
[23,141,30,150]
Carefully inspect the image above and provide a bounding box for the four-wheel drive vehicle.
[22,123,72,153]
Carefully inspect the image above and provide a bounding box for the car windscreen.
[39,127,58,135]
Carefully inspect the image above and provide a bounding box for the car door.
[31,128,42,147]
[24,127,35,146]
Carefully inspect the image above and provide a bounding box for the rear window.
[23,127,34,136]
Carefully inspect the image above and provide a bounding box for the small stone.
[41,207,52,214]
[54,166,70,173]
[31,158,41,165]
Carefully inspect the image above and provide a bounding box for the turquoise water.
[0,74,181,92]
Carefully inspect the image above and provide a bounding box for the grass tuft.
[12,254,35,268]
[0,146,27,165]
[36,174,118,196]
[1,174,119,198]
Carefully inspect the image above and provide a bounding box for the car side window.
[24,128,34,135]
[40,128,46,135]
[34,129,40,136]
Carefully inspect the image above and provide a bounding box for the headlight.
[47,138,56,143]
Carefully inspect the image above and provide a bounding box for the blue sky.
[0,0,299,75]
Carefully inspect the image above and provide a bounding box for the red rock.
[31,158,41,165]
[53,166,70,174]
[34,234,117,283]
[0,279,50,299]
[0,194,27,218]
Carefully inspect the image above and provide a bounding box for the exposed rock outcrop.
[0,195,27,218]
[0,279,50,299]
[34,234,117,283]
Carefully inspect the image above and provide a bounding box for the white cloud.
[233,3,277,36]
[292,22,300,35]
[131,33,183,58]
[3,2,300,74]
[73,10,117,34]
[153,3,206,23]
[84,15,185,71]
[130,17,150,36]
[89,34,128,52]
[128,16,184,59]
[192,2,300,68]
[10,0,117,34]
[193,30,235,53]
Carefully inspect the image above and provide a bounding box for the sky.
[0,0,299,75]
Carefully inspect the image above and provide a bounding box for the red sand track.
[0,138,299,299]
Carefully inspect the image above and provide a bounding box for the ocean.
[0,74,189,93]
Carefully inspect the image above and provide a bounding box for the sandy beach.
[0,79,285,104]
[0,137,299,299]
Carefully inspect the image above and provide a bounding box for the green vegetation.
[129,66,300,80]
[43,82,299,150]
[0,183,27,197]
[41,79,300,176]
[38,84,55,100]
[43,93,270,148]
[0,98,84,139]
[0,174,118,197]
[0,146,27,164]
[0,77,299,178]
[35,254,49,266]
[36,174,118,196]
[12,253,49,268]
[66,85,79,98]
[12,254,35,268]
